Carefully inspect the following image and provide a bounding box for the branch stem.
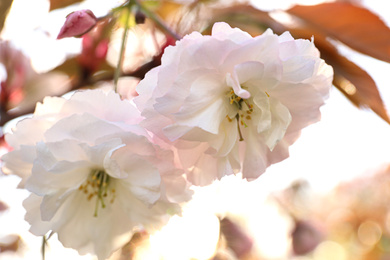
[114,2,132,93]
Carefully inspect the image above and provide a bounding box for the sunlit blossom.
[1,89,192,260]
[135,22,333,185]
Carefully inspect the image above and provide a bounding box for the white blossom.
[2,89,192,260]
[135,22,333,186]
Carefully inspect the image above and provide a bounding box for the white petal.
[111,149,161,205]
[282,56,316,83]
[226,72,251,99]
[1,145,36,187]
[66,90,141,124]
[44,113,123,144]
[211,22,252,43]
[234,61,265,86]
[40,188,75,221]
[241,127,268,180]
[23,194,52,236]
[208,118,238,157]
[253,91,272,133]
[262,98,292,151]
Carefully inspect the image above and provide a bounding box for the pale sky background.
[1,0,390,259]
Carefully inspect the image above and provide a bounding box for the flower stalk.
[114,2,132,93]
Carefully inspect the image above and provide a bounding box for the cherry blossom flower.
[1,90,192,260]
[135,22,333,186]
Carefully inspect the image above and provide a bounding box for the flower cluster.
[2,90,192,260]
[1,22,332,259]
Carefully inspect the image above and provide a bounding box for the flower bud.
[291,220,324,255]
[220,218,253,258]
[57,9,97,40]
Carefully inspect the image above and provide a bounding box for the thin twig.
[134,0,181,41]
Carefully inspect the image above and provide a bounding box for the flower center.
[227,89,254,141]
[78,169,116,217]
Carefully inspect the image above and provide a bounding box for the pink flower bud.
[57,9,97,40]
[291,220,324,255]
[220,218,253,258]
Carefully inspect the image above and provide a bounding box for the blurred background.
[1,0,390,259]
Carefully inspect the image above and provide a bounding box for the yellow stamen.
[78,169,116,217]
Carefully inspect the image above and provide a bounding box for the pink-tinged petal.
[164,74,228,136]
[166,98,226,138]
[44,113,124,144]
[112,153,161,205]
[186,152,231,186]
[279,35,320,60]
[282,56,316,83]
[5,117,51,148]
[134,67,160,111]
[234,61,265,86]
[212,22,252,43]
[57,10,97,40]
[67,90,141,124]
[1,145,35,187]
[270,82,325,132]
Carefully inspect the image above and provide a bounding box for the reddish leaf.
[49,0,84,11]
[0,0,13,33]
[287,2,390,63]
[288,28,390,124]
[323,45,390,124]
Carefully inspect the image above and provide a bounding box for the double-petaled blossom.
[135,22,333,186]
[1,90,192,260]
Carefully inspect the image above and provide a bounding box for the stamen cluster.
[78,169,116,217]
